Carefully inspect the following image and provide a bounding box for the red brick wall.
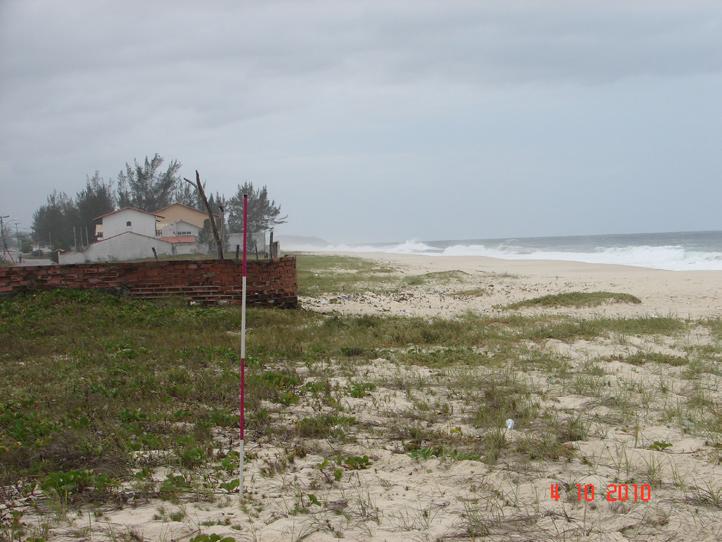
[0,257,297,308]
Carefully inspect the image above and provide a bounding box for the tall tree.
[32,191,76,250]
[227,182,286,234]
[173,181,201,209]
[116,154,181,211]
[0,220,11,254]
[76,172,115,244]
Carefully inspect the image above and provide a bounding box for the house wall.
[1,257,297,307]
[173,243,205,255]
[59,232,175,264]
[103,210,157,238]
[157,204,208,229]
[160,221,201,238]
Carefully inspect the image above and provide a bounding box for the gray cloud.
[2,0,722,241]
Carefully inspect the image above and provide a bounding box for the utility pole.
[219,204,225,257]
[14,222,21,263]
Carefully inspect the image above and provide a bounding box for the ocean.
[292,230,722,271]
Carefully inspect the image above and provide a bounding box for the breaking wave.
[288,240,439,255]
[288,239,722,271]
[437,244,722,271]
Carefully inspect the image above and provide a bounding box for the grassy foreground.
[1,254,721,540]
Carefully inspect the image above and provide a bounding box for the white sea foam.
[438,244,722,271]
[288,240,722,271]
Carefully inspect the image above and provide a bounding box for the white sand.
[302,252,722,319]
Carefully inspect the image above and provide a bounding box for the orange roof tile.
[159,235,197,244]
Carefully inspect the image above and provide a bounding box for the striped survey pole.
[239,193,248,499]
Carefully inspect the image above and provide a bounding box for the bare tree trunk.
[185,170,224,260]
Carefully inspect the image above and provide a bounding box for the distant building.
[62,204,211,264]
[155,203,209,232]
[159,220,201,239]
[95,208,161,239]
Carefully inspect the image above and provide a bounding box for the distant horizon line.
[282,228,722,247]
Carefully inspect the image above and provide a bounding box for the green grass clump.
[527,316,685,341]
[620,352,688,367]
[408,446,481,462]
[159,474,191,500]
[553,415,589,442]
[451,288,489,298]
[509,291,641,309]
[514,435,575,461]
[648,441,672,451]
[403,270,469,286]
[347,381,376,398]
[296,414,355,439]
[41,469,116,503]
[471,371,538,430]
[341,454,371,470]
[482,428,507,464]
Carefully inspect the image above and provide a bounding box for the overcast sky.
[2,0,722,243]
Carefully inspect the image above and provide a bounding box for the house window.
[126,221,132,227]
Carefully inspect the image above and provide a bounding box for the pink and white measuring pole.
[239,193,248,497]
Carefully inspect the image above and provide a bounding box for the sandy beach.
[302,252,722,319]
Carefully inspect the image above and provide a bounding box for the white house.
[61,206,206,264]
[95,208,161,239]
[159,219,201,238]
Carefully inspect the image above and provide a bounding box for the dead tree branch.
[183,171,223,260]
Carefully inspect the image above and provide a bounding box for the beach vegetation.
[402,270,468,286]
[295,254,396,296]
[508,291,641,309]
[618,352,688,366]
[450,287,489,298]
[296,414,355,439]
